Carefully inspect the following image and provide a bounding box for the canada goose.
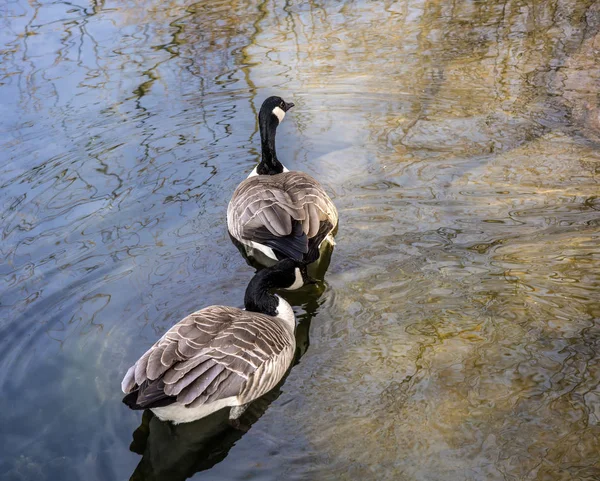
[121,259,305,425]
[227,96,338,266]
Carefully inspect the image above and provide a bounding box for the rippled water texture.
[2,0,600,480]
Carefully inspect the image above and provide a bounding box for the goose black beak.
[284,101,295,112]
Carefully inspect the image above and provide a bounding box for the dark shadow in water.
[228,226,336,278]
[127,280,327,481]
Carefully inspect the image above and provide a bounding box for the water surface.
[1,0,600,480]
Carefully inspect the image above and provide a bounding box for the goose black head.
[244,259,304,315]
[259,96,295,127]
[264,258,305,291]
[257,96,295,175]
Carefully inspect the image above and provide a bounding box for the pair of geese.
[121,97,338,425]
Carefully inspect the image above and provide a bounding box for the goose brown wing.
[227,172,338,248]
[283,172,338,238]
[121,306,294,409]
[228,177,304,238]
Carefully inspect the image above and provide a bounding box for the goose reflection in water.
[127,281,326,481]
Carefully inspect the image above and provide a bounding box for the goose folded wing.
[235,187,309,259]
[279,173,337,235]
[232,181,295,220]
[122,307,290,409]
[291,190,337,237]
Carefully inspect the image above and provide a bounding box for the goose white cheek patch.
[285,267,304,290]
[272,106,285,123]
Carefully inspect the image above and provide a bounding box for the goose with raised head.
[227,96,338,267]
[121,259,305,425]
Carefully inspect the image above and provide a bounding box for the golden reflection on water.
[1,0,599,480]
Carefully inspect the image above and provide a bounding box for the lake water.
[1,0,600,480]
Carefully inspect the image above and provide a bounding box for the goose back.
[122,305,295,411]
[227,171,338,261]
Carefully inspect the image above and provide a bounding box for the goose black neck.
[244,269,279,316]
[258,116,284,175]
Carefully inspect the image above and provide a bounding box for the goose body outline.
[227,96,338,265]
[121,260,304,424]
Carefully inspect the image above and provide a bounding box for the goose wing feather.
[227,172,338,246]
[122,306,295,409]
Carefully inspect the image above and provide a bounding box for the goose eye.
[280,102,284,108]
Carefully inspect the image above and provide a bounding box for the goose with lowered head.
[121,259,306,425]
[227,96,338,267]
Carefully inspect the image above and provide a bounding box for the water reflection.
[128,289,324,481]
[130,410,236,481]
